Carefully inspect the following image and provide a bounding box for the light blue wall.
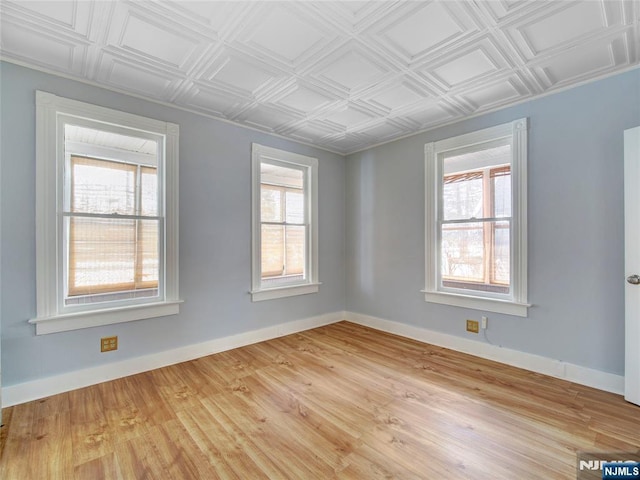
[2,60,638,388]
[0,62,346,386]
[345,68,640,376]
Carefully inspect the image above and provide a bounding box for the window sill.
[250,283,321,302]
[422,290,529,317]
[28,300,183,335]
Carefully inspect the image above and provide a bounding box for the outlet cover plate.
[466,320,479,334]
[101,336,118,352]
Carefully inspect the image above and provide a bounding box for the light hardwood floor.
[1,321,639,479]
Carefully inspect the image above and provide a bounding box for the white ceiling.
[1,1,639,155]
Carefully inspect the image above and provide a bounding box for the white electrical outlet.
[481,316,488,329]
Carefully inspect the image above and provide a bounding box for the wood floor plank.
[261,365,385,439]
[1,411,73,480]
[173,359,224,399]
[150,366,203,412]
[98,378,150,446]
[204,391,337,479]
[176,404,246,480]
[2,321,639,479]
[0,407,12,455]
[30,411,74,479]
[240,372,360,470]
[33,391,70,420]
[148,419,221,479]
[3,400,36,442]
[113,431,169,479]
[339,443,435,480]
[0,402,37,479]
[68,386,114,466]
[74,452,123,480]
[123,372,176,425]
[199,396,293,479]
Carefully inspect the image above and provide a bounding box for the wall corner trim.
[344,311,624,396]
[3,311,345,407]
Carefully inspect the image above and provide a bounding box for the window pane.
[67,217,160,297]
[138,219,159,286]
[442,144,511,221]
[285,225,305,276]
[65,125,158,157]
[141,166,158,216]
[261,163,303,189]
[71,157,136,215]
[441,220,510,294]
[285,190,304,224]
[261,186,282,223]
[442,176,483,221]
[261,224,284,278]
[68,217,136,295]
[493,222,510,284]
[441,222,484,283]
[493,168,511,218]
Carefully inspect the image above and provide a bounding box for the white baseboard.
[3,311,345,407]
[3,309,624,407]
[345,311,625,395]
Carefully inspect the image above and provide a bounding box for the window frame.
[31,91,181,335]
[250,143,319,301]
[424,118,529,317]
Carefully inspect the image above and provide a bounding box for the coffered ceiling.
[1,1,639,154]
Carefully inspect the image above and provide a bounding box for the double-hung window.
[31,91,180,334]
[424,118,529,316]
[251,144,319,301]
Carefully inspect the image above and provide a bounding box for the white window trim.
[423,118,529,317]
[250,143,320,302]
[30,91,181,335]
